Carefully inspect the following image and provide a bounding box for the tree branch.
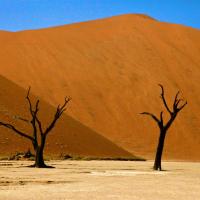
[13,115,30,123]
[158,84,172,115]
[160,111,164,127]
[140,112,161,127]
[173,91,180,111]
[0,121,34,141]
[44,97,71,136]
[26,87,40,142]
[177,101,187,111]
[171,89,187,113]
[35,116,43,135]
[26,86,34,117]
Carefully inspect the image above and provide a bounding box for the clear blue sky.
[0,0,199,31]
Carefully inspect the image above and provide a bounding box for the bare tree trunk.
[34,146,46,167]
[153,130,166,170]
[34,135,46,168]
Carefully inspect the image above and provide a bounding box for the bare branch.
[173,91,180,110]
[177,101,187,111]
[160,111,164,127]
[158,84,172,115]
[27,86,31,98]
[174,91,180,101]
[26,86,34,116]
[171,89,187,113]
[13,116,30,123]
[59,97,71,115]
[0,121,34,141]
[44,97,71,136]
[26,88,40,141]
[140,112,161,126]
[35,116,43,135]
[175,99,183,107]
[35,100,39,112]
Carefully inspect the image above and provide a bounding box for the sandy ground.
[0,160,199,200]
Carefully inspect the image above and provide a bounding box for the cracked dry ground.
[0,160,200,200]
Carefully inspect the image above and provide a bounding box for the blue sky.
[0,0,199,31]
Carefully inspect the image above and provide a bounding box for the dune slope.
[0,75,133,158]
[0,14,200,160]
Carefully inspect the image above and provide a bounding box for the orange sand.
[0,14,200,160]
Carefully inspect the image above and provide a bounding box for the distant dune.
[0,14,200,160]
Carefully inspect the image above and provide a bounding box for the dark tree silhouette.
[0,87,71,168]
[141,84,187,171]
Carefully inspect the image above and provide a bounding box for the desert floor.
[0,160,199,200]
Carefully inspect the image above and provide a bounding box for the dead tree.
[0,87,71,168]
[141,84,187,170]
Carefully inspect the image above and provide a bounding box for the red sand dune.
[0,14,200,160]
[0,75,132,158]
